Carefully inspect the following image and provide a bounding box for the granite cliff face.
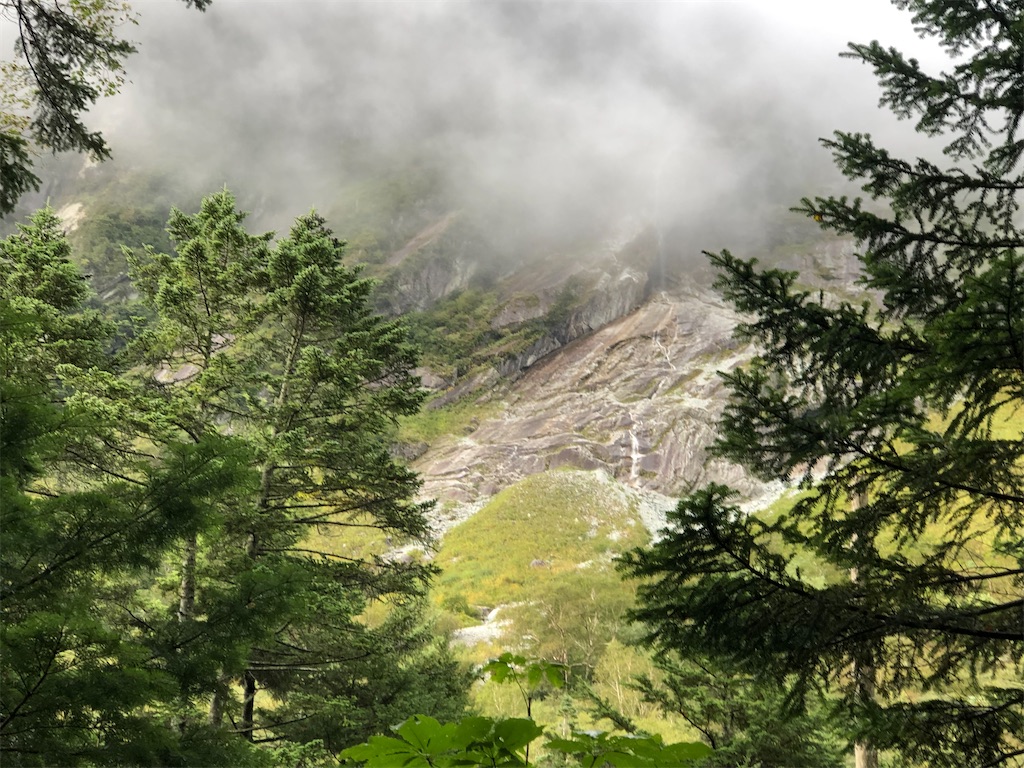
[381,209,866,535]
[376,212,481,315]
[415,286,757,512]
[385,220,860,534]
[40,164,847,539]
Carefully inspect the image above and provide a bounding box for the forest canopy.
[0,196,468,765]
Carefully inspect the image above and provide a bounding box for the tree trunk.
[850,492,878,768]
[239,530,260,741]
[178,533,197,623]
[855,734,879,768]
[241,669,257,742]
[173,534,199,735]
[236,327,300,742]
[853,642,878,768]
[208,691,223,728]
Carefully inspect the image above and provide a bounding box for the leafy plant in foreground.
[340,654,712,767]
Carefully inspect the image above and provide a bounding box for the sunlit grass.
[398,393,501,444]
[432,470,649,609]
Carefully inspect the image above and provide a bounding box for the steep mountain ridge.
[28,163,851,541]
[416,287,755,508]
[407,232,858,536]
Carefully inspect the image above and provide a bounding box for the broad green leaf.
[483,659,512,683]
[595,751,650,768]
[544,663,566,689]
[492,718,544,752]
[454,715,496,744]
[657,741,714,763]
[394,714,458,754]
[545,736,592,754]
[483,652,528,685]
[526,663,543,690]
[340,734,423,766]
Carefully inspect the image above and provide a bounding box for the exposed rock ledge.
[410,234,857,526]
[414,285,764,511]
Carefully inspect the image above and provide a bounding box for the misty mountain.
[27,0,940,250]
[0,0,945,652]
[6,0,920,523]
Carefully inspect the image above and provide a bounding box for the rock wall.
[405,227,859,528]
[414,286,763,512]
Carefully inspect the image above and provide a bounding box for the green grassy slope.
[433,470,649,610]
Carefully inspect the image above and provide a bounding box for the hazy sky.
[8,1,954,253]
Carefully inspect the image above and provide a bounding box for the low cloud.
[87,0,947,261]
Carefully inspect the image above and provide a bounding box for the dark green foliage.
[544,731,712,768]
[255,208,429,539]
[630,652,844,768]
[481,654,566,765]
[1,206,86,306]
[407,287,503,373]
[0,216,261,765]
[125,190,455,749]
[339,659,557,765]
[340,714,544,768]
[0,133,39,216]
[77,203,176,297]
[269,612,472,754]
[542,278,583,333]
[0,207,110,371]
[340,656,710,767]
[623,2,1023,765]
[1,191,471,762]
[405,278,588,378]
[0,432,255,766]
[339,713,712,768]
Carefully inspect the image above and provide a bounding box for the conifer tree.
[235,210,437,741]
[126,193,452,748]
[0,209,259,766]
[623,2,1023,766]
[124,190,276,733]
[630,653,844,768]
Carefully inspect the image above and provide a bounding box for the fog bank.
[88,0,948,258]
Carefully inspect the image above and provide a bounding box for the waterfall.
[629,425,642,484]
